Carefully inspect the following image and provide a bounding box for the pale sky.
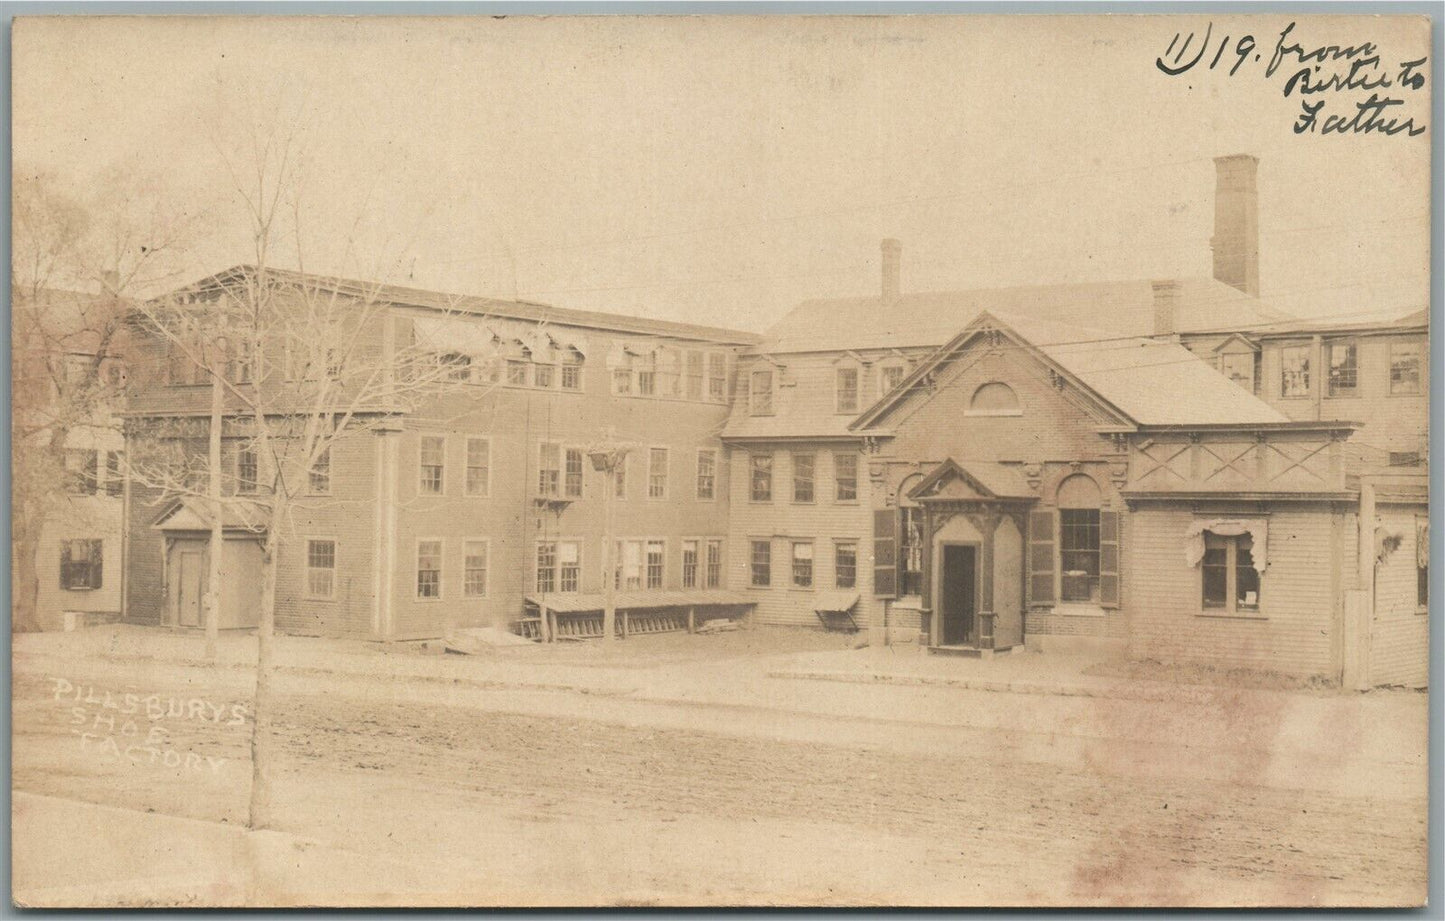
[13,14,1432,332]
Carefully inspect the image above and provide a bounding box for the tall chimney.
[1211,154,1259,297]
[1151,279,1179,339]
[881,238,902,304]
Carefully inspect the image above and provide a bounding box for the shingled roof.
[756,276,1295,355]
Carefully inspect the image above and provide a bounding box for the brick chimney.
[1151,279,1180,339]
[1211,154,1260,297]
[881,238,902,304]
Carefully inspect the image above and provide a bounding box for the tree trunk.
[247,534,279,830]
[206,368,223,662]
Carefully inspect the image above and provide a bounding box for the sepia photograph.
[8,11,1434,908]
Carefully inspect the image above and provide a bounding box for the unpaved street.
[11,637,1429,907]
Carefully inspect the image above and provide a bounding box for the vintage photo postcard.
[10,12,1432,908]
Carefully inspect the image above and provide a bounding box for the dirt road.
[11,650,1428,906]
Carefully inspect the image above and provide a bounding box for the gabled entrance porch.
[905,459,1035,657]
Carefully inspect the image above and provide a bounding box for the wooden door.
[170,542,207,628]
[941,544,976,646]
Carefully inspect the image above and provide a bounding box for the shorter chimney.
[1151,279,1180,339]
[881,238,902,304]
[1211,154,1260,297]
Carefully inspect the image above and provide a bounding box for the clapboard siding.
[1370,505,1428,688]
[726,444,876,628]
[1127,506,1338,677]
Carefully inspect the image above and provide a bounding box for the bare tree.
[11,169,195,633]
[124,123,529,829]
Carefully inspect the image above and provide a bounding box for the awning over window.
[412,316,589,362]
[1185,518,1268,572]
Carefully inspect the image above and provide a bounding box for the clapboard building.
[117,154,1427,687]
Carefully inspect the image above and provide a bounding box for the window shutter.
[1028,509,1056,606]
[873,508,898,598]
[1099,510,1120,608]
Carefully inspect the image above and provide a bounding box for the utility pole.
[205,336,224,662]
[589,444,629,644]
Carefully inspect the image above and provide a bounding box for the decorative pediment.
[906,458,1036,503]
[151,497,269,533]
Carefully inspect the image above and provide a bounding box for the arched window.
[1057,473,1102,603]
[969,381,1020,415]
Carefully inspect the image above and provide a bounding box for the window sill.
[1416,606,1429,615]
[1053,603,1107,618]
[1196,608,1267,621]
[304,595,338,603]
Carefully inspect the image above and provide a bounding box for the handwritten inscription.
[1157,22,1427,137]
[51,677,246,775]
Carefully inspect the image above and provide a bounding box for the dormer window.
[749,369,774,416]
[835,366,859,414]
[1219,352,1257,393]
[879,363,906,394]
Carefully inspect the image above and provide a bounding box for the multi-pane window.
[59,539,102,590]
[235,446,259,495]
[416,540,442,599]
[1202,533,1260,614]
[682,539,699,589]
[463,539,488,597]
[901,506,925,595]
[750,453,773,502]
[749,369,774,416]
[707,352,728,402]
[419,436,445,495]
[696,449,717,500]
[792,453,815,503]
[1280,345,1311,398]
[439,352,471,382]
[750,539,771,587]
[835,541,858,589]
[1391,342,1422,394]
[466,438,490,497]
[836,367,859,413]
[309,447,331,495]
[648,447,668,499]
[834,452,858,502]
[104,451,124,498]
[561,354,583,391]
[791,542,814,588]
[705,539,723,588]
[880,364,905,393]
[64,449,99,496]
[306,539,336,599]
[538,443,562,497]
[615,454,627,499]
[685,350,704,400]
[637,357,657,396]
[1059,509,1101,603]
[612,367,633,395]
[645,540,665,589]
[564,447,584,498]
[536,541,580,593]
[167,338,202,385]
[228,339,255,384]
[533,364,555,389]
[506,360,528,386]
[1327,341,1357,396]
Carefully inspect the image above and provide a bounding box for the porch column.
[921,504,936,646]
[976,507,1001,651]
